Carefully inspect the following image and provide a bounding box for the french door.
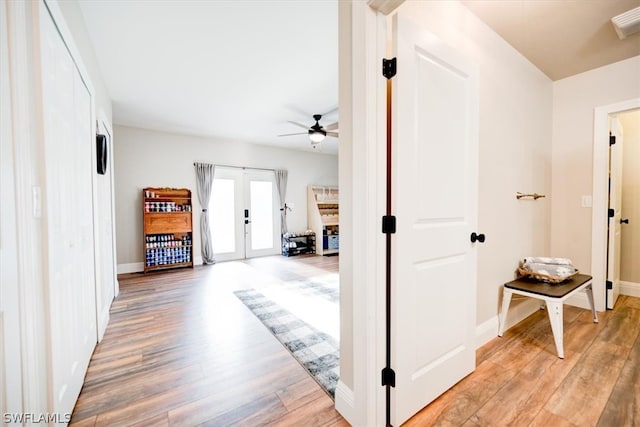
[210,167,280,261]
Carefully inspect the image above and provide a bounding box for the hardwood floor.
[72,255,639,426]
[70,255,346,427]
[405,294,640,426]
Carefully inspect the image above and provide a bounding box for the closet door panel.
[40,1,97,416]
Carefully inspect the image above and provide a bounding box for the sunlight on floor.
[258,273,340,342]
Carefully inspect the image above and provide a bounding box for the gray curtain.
[194,162,216,264]
[275,169,288,234]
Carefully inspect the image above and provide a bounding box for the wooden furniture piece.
[281,232,316,257]
[307,185,339,256]
[498,274,598,358]
[143,187,193,273]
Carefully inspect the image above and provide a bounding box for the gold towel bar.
[516,192,546,200]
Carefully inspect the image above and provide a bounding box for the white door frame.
[335,1,390,426]
[1,0,24,416]
[95,110,118,340]
[591,97,640,312]
[99,111,119,298]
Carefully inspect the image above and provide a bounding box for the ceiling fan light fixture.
[611,6,640,40]
[309,130,326,143]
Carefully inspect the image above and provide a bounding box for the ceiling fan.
[278,114,339,146]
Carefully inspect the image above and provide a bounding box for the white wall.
[619,110,640,284]
[114,125,338,271]
[551,57,640,273]
[57,0,112,122]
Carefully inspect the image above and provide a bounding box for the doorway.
[210,167,280,261]
[592,99,640,311]
[606,109,640,309]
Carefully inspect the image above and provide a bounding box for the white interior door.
[40,0,97,415]
[606,118,623,309]
[391,11,479,426]
[210,167,279,261]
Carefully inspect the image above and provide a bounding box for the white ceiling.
[78,0,639,155]
[461,0,640,81]
[78,0,339,154]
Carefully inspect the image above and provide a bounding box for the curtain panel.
[275,169,288,234]
[194,162,216,264]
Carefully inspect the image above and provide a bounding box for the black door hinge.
[608,208,615,218]
[383,57,397,79]
[610,135,616,146]
[382,215,396,234]
[381,367,396,387]
[606,280,613,290]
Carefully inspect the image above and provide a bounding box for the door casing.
[592,98,640,312]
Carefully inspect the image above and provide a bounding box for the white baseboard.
[620,281,640,298]
[485,297,541,340]
[475,315,499,348]
[117,262,143,274]
[117,257,204,275]
[334,380,355,424]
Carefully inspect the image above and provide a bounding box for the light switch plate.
[581,195,593,208]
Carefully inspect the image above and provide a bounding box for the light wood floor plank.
[407,295,640,426]
[71,255,341,427]
[543,304,639,426]
[71,256,639,427]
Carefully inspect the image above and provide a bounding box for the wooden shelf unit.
[307,185,339,256]
[143,187,193,273]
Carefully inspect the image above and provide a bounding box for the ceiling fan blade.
[324,121,339,131]
[326,131,339,138]
[278,132,308,137]
[321,107,339,117]
[287,121,310,130]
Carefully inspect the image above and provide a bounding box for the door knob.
[470,232,485,243]
[621,218,629,224]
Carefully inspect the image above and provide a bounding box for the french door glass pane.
[211,178,235,254]
[250,181,274,250]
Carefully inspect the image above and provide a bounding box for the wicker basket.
[517,267,579,284]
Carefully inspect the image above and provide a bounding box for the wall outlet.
[581,195,593,208]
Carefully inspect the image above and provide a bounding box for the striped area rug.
[234,288,340,398]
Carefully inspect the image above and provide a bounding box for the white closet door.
[40,1,97,416]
